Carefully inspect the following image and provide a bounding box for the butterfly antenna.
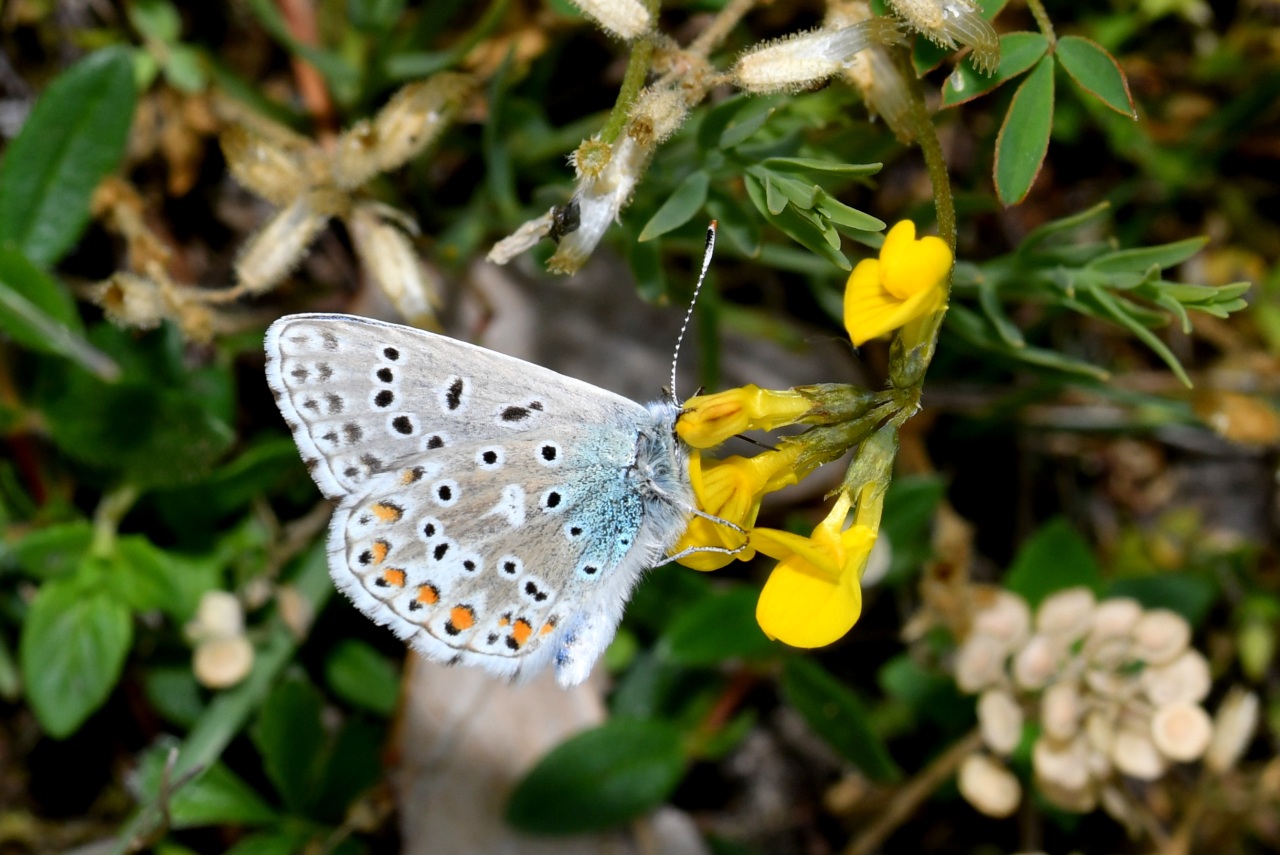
[670,221,717,401]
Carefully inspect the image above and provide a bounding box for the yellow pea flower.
[673,444,803,571]
[677,385,812,449]
[843,220,952,347]
[752,489,878,648]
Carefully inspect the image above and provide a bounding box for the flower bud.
[1041,680,1083,742]
[732,19,903,94]
[1131,609,1191,665]
[1035,587,1095,642]
[1088,597,1143,643]
[1111,724,1166,780]
[1012,634,1061,691]
[1150,702,1213,762]
[972,590,1031,650]
[567,0,652,39]
[955,634,1007,693]
[977,688,1023,755]
[193,635,254,689]
[347,203,441,327]
[1140,649,1210,707]
[959,753,1021,818]
[89,273,168,330]
[677,385,813,448]
[220,124,315,205]
[234,191,335,295]
[187,590,244,641]
[1205,688,1259,774]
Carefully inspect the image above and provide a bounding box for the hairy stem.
[600,36,656,144]
[1024,0,1057,44]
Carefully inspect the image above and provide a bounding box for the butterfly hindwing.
[265,313,649,500]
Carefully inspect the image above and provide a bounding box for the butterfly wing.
[265,313,690,685]
[264,313,649,500]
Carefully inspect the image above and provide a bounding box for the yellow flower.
[673,445,803,571]
[752,489,878,648]
[843,220,952,347]
[677,385,812,449]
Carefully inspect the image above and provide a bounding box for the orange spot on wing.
[372,502,402,522]
[498,614,510,627]
[512,619,532,646]
[417,584,439,605]
[370,540,389,564]
[450,605,475,631]
[540,620,556,636]
[382,568,406,587]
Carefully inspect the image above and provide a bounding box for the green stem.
[599,36,656,144]
[91,483,141,557]
[1024,0,1057,45]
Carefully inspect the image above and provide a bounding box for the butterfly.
[264,313,701,686]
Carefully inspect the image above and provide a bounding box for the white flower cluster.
[186,590,253,689]
[953,588,1257,821]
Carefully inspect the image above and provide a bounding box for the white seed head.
[347,204,441,327]
[955,634,1008,693]
[1205,687,1259,774]
[188,590,244,641]
[1041,680,1084,742]
[1036,587,1096,642]
[1033,735,1091,792]
[1012,634,1062,691]
[958,754,1021,818]
[193,635,254,689]
[1111,724,1167,780]
[1132,609,1192,665]
[1088,597,1144,644]
[972,590,1032,651]
[627,86,690,147]
[733,20,901,94]
[220,124,314,205]
[1141,649,1211,707]
[977,688,1023,755]
[567,0,653,39]
[1151,702,1213,762]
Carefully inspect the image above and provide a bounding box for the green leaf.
[659,587,778,667]
[129,0,182,42]
[0,249,119,379]
[705,188,760,258]
[244,0,359,91]
[1086,285,1192,387]
[0,47,137,267]
[945,304,1111,380]
[506,719,686,834]
[1055,35,1136,119]
[1003,518,1101,606]
[1088,236,1207,274]
[349,0,407,31]
[252,675,327,813]
[20,576,132,738]
[222,831,315,855]
[881,475,946,584]
[639,171,710,241]
[878,654,974,733]
[8,521,94,580]
[744,174,851,271]
[942,32,1049,107]
[144,667,206,728]
[717,98,778,149]
[627,231,665,302]
[310,718,385,822]
[994,55,1055,206]
[762,157,883,177]
[781,659,900,782]
[324,640,401,716]
[1105,573,1217,627]
[977,280,1026,347]
[109,536,196,618]
[813,191,884,233]
[135,746,278,828]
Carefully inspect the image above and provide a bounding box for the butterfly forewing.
[264,313,649,499]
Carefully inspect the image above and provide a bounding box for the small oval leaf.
[994,55,1055,206]
[1055,35,1136,119]
[639,171,709,242]
[942,32,1049,107]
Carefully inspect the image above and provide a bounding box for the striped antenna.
[670,221,717,400]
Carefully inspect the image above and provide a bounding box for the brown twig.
[841,729,984,855]
[277,0,336,136]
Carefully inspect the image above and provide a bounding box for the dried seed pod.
[487,207,557,265]
[1132,609,1191,665]
[220,125,314,205]
[89,273,168,330]
[347,204,441,327]
[1111,723,1166,780]
[548,134,649,274]
[955,634,1008,693]
[1205,688,1259,774]
[567,0,653,39]
[193,635,254,689]
[234,192,333,295]
[1041,680,1084,742]
[1151,702,1213,762]
[732,19,903,94]
[972,590,1031,651]
[1141,649,1211,707]
[1035,587,1096,642]
[958,753,1021,818]
[978,688,1023,755]
[332,74,472,188]
[1012,634,1061,691]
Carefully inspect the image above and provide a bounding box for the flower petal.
[756,542,867,647]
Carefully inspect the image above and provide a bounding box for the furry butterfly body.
[265,313,693,686]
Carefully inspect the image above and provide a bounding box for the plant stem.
[92,483,141,557]
[842,729,984,855]
[600,36,656,144]
[690,0,759,56]
[1025,0,1057,44]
